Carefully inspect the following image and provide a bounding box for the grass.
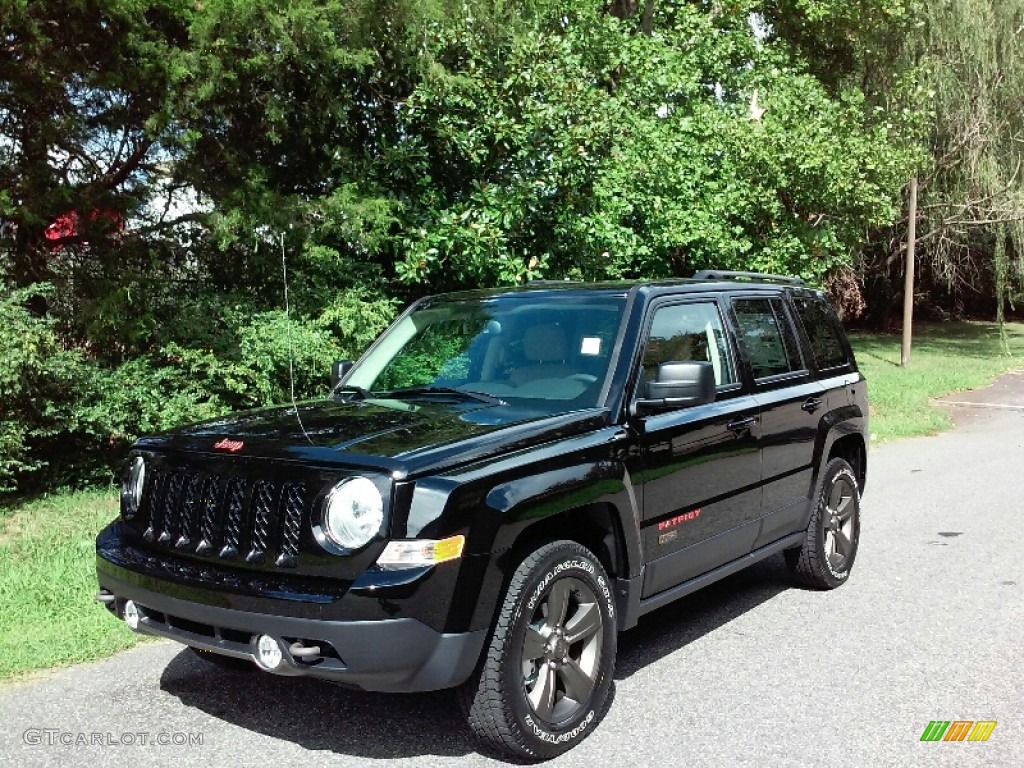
[0,320,1020,683]
[0,489,140,683]
[850,320,1024,442]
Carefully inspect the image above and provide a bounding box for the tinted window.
[793,297,849,369]
[642,302,736,387]
[732,298,803,379]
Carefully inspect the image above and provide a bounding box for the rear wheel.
[461,540,617,760]
[785,457,861,589]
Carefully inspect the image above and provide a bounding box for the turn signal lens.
[376,535,466,568]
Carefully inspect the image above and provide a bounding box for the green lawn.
[0,490,140,683]
[1,320,1021,683]
[850,321,1024,442]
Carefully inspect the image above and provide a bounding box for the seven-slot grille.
[135,466,307,568]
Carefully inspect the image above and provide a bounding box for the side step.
[637,532,804,617]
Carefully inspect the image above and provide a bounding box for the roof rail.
[526,279,580,285]
[692,270,804,286]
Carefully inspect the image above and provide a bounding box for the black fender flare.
[483,459,642,578]
[807,406,868,504]
[451,460,643,634]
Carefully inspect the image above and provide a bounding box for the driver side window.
[642,302,736,388]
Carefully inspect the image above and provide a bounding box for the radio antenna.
[281,231,314,445]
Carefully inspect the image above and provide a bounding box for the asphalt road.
[2,390,1022,767]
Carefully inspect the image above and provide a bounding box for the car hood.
[136,397,610,477]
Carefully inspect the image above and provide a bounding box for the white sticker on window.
[580,337,602,356]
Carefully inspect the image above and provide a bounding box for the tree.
[0,0,926,492]
[386,0,912,289]
[823,1,1024,327]
[0,0,199,315]
[911,0,1024,334]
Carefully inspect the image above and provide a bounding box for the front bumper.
[96,529,486,692]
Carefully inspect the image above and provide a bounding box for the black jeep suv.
[96,272,867,759]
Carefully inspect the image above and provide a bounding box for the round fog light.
[255,635,284,670]
[123,600,140,630]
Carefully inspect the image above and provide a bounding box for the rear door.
[728,295,825,548]
[790,293,860,412]
[631,297,763,597]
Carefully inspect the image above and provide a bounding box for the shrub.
[0,283,397,493]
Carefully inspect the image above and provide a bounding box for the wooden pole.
[901,176,918,367]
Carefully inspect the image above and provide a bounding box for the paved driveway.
[1,391,1021,767]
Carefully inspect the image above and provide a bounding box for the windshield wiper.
[382,386,507,406]
[333,384,374,401]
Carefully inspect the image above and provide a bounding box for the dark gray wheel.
[521,575,604,724]
[189,646,254,672]
[462,540,616,760]
[785,457,861,589]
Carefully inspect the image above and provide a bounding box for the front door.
[632,299,763,598]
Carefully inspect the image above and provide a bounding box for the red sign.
[657,508,701,531]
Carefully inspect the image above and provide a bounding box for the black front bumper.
[96,528,486,693]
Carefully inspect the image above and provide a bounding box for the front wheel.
[462,540,617,760]
[785,457,861,589]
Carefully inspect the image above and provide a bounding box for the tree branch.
[125,211,209,238]
[86,138,155,193]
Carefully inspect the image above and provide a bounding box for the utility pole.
[901,176,918,367]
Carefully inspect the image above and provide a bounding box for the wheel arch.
[828,432,867,491]
[505,502,630,583]
[810,407,868,496]
[465,494,642,636]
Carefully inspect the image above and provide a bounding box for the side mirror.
[330,360,354,390]
[632,361,716,415]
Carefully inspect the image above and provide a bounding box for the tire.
[189,646,255,672]
[785,457,861,589]
[461,540,617,760]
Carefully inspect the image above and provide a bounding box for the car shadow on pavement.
[158,555,793,758]
[159,654,476,758]
[615,554,794,679]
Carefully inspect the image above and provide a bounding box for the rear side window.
[732,298,804,379]
[793,297,849,370]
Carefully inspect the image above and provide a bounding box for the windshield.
[344,293,628,413]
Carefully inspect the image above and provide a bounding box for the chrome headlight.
[321,477,384,550]
[124,456,146,517]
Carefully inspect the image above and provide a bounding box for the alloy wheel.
[520,577,603,724]
[824,474,856,572]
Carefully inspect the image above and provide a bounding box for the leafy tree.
[909,1,1024,326]
[806,0,1024,326]
[0,0,930,492]
[0,0,198,314]
[390,0,912,288]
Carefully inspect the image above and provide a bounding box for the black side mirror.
[330,360,354,390]
[632,361,716,415]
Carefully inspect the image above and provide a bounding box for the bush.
[0,286,94,492]
[0,283,397,494]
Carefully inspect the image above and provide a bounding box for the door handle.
[801,397,823,413]
[727,416,756,434]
